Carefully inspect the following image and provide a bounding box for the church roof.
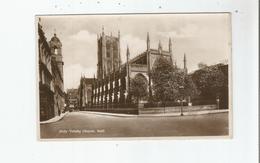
[50,34,61,42]
[150,49,170,55]
[129,52,147,64]
[120,46,171,68]
[49,34,62,48]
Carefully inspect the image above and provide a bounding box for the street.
[40,111,229,138]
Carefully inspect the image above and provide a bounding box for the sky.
[38,13,231,90]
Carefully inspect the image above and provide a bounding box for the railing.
[90,103,137,109]
[80,104,138,115]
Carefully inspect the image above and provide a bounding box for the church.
[78,28,187,109]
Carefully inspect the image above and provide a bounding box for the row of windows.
[106,50,119,58]
[40,70,54,92]
[39,43,52,73]
[93,78,125,94]
[93,91,127,103]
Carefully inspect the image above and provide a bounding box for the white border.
[0,0,258,163]
[36,12,233,141]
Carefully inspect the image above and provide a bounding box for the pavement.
[83,109,229,118]
[40,110,229,139]
[40,112,68,124]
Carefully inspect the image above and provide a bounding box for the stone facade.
[78,77,94,109]
[49,33,65,116]
[67,89,78,108]
[38,20,65,121]
[91,31,181,108]
[38,21,55,121]
[92,66,127,108]
[97,28,121,79]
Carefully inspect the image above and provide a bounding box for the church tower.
[97,27,121,79]
[49,32,64,79]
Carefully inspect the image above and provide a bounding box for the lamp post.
[106,95,109,111]
[180,98,184,116]
[179,86,184,116]
[216,96,220,110]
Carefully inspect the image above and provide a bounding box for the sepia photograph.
[37,13,231,139]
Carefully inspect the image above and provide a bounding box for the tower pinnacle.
[147,32,150,51]
[184,53,187,73]
[169,37,173,64]
[158,40,162,54]
[102,26,104,36]
[169,37,172,53]
[126,45,130,61]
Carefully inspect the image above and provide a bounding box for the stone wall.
[139,104,217,114]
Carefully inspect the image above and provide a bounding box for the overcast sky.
[39,13,231,90]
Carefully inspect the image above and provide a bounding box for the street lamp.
[216,96,220,110]
[179,85,184,116]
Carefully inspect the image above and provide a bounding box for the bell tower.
[97,27,121,79]
[49,32,64,79]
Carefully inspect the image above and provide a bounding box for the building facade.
[67,89,78,109]
[38,21,55,121]
[78,77,94,109]
[38,20,65,121]
[97,28,121,79]
[91,30,180,108]
[49,33,65,116]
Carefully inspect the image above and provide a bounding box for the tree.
[198,62,208,69]
[192,64,227,98]
[129,74,148,103]
[151,56,199,103]
[183,74,200,99]
[169,68,199,100]
[151,56,176,102]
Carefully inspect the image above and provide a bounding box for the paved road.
[40,112,229,138]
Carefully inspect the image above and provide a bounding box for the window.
[54,48,58,55]
[41,71,45,84]
[106,51,110,57]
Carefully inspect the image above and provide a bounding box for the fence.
[81,107,138,115]
[144,99,219,108]
[139,104,217,114]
